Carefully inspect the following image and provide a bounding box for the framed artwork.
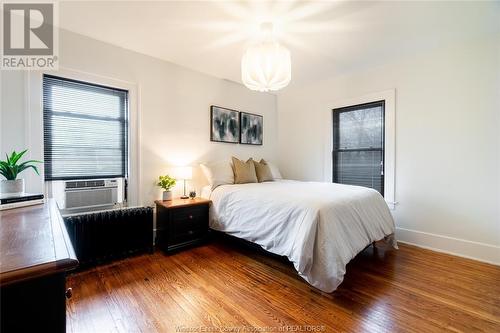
[210,105,239,143]
[240,112,263,145]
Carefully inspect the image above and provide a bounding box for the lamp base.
[180,195,189,199]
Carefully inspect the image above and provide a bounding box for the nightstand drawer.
[171,205,207,223]
[169,228,206,245]
[170,213,206,235]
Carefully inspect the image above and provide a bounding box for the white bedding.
[205,180,397,293]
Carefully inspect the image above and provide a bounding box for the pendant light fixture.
[241,22,291,92]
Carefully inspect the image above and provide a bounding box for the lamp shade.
[172,166,192,180]
[241,41,291,92]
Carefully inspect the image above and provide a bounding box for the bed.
[201,180,397,293]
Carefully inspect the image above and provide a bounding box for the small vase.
[0,179,25,196]
[162,191,173,201]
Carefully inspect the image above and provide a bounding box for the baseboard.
[396,227,500,266]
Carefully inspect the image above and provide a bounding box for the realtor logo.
[1,1,58,69]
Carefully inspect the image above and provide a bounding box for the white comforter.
[207,180,396,293]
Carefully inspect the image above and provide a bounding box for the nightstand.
[155,198,211,253]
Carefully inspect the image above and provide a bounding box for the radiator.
[63,207,153,268]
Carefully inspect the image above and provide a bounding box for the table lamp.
[173,166,192,199]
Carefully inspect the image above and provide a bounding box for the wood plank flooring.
[66,241,500,333]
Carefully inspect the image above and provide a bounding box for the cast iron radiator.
[63,207,154,268]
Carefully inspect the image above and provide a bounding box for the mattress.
[204,180,397,292]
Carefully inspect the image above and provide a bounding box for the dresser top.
[0,199,79,286]
[155,197,211,209]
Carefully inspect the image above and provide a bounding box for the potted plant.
[157,175,176,201]
[0,150,42,195]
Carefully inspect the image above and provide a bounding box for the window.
[43,75,128,180]
[332,101,385,195]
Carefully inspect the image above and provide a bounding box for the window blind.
[332,101,385,195]
[43,75,128,180]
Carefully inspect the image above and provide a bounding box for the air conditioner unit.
[65,179,118,210]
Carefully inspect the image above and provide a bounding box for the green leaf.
[12,165,19,179]
[9,151,17,163]
[0,162,10,180]
[18,160,42,168]
[18,164,39,176]
[0,166,14,180]
[10,149,27,166]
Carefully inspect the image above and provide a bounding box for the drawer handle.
[189,215,193,219]
[66,288,73,299]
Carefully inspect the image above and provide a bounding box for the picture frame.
[210,105,240,144]
[240,112,263,145]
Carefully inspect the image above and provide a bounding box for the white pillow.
[266,161,283,179]
[200,160,234,189]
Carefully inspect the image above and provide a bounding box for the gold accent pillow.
[232,157,258,184]
[254,159,274,183]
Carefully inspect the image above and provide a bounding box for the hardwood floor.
[66,240,500,333]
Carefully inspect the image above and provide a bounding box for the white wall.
[0,29,278,205]
[1,72,26,153]
[277,35,500,264]
[0,71,43,193]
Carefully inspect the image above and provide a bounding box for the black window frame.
[43,74,129,181]
[332,100,385,195]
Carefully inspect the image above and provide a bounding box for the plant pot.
[0,179,25,196]
[162,190,173,201]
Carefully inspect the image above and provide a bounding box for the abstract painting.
[240,112,263,145]
[210,106,239,143]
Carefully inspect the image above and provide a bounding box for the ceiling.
[58,1,500,91]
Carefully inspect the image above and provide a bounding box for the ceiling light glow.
[241,22,291,92]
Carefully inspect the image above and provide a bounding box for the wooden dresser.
[0,199,79,333]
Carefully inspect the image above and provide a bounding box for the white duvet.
[206,180,397,293]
